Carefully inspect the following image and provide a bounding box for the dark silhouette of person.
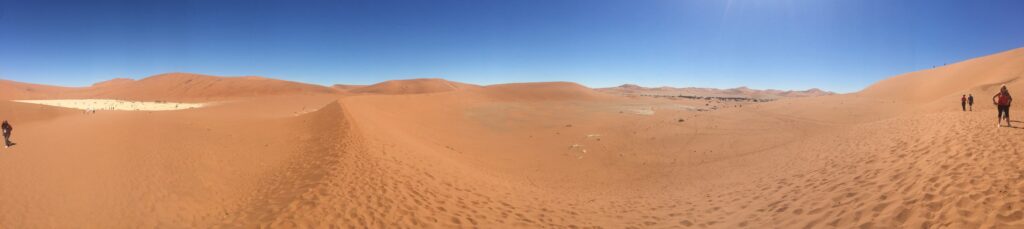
[1,120,12,148]
[961,95,967,111]
[993,85,1013,127]
[968,94,974,111]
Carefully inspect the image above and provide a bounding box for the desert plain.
[0,48,1022,228]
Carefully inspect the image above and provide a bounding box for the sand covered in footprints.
[0,48,1022,227]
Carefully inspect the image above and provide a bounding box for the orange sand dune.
[350,78,479,94]
[91,78,135,88]
[482,81,606,101]
[860,47,1024,108]
[1,47,1023,228]
[90,73,338,102]
[330,84,367,93]
[0,79,90,100]
[0,73,337,102]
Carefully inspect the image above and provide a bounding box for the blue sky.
[1,0,1023,92]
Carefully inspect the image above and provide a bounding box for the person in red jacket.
[961,95,967,111]
[993,85,1013,128]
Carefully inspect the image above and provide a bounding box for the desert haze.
[0,48,1022,228]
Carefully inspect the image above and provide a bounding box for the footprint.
[997,211,1023,222]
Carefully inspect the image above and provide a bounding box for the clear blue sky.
[1,0,1023,92]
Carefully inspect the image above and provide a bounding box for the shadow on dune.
[1000,120,1024,129]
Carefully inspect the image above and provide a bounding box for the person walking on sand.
[1,120,12,148]
[993,85,1013,127]
[961,95,967,111]
[968,94,975,111]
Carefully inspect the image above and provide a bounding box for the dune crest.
[0,79,87,100]
[1,73,338,102]
[482,81,605,101]
[91,78,135,88]
[350,78,479,94]
[859,47,1024,105]
[92,73,337,101]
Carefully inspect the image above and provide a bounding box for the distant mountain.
[597,84,835,99]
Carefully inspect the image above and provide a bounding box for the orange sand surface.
[0,48,1022,228]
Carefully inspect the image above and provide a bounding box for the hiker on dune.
[2,120,12,148]
[993,85,1013,128]
[962,95,967,111]
[968,94,974,111]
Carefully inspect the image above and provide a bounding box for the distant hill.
[597,84,835,100]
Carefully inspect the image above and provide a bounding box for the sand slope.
[0,98,308,227]
[1,47,1023,228]
[861,47,1024,108]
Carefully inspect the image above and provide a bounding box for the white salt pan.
[12,99,205,111]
